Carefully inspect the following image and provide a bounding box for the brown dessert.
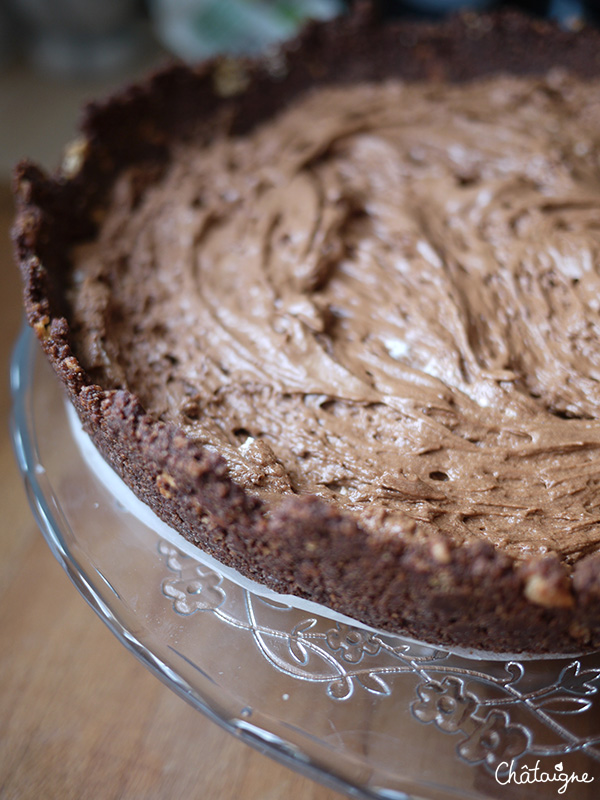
[12,7,600,654]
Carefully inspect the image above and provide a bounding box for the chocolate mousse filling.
[13,10,600,654]
[70,73,600,565]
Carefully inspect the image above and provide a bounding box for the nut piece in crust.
[523,559,574,609]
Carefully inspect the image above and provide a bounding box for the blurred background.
[0,0,598,181]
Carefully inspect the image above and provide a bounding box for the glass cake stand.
[11,326,600,800]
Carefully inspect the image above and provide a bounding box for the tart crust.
[12,6,600,655]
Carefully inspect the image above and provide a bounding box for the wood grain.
[0,182,346,800]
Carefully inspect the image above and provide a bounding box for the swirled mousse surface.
[69,72,600,563]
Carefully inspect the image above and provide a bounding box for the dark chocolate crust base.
[12,6,600,655]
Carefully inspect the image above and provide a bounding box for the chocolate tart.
[12,6,600,655]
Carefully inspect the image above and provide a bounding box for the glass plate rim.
[10,324,438,800]
[14,325,600,800]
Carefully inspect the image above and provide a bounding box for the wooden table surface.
[0,182,346,800]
